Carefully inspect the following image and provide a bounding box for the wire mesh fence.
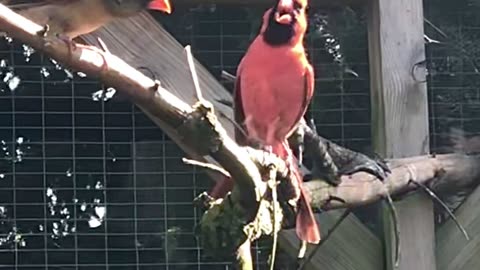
[0,40,219,269]
[0,1,479,269]
[425,0,480,153]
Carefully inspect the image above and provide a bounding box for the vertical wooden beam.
[367,0,435,269]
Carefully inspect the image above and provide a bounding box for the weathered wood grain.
[279,211,383,270]
[436,184,480,270]
[367,0,434,269]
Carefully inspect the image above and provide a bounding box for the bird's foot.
[149,80,162,91]
[322,172,342,186]
[339,154,390,181]
[36,24,50,37]
[303,171,343,188]
[303,171,341,186]
[55,33,76,58]
[51,33,76,69]
[56,33,74,47]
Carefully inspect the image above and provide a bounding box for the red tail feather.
[210,176,233,199]
[209,141,320,244]
[291,165,321,244]
[274,142,321,244]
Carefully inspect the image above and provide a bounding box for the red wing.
[286,64,315,138]
[305,64,315,102]
[233,75,248,146]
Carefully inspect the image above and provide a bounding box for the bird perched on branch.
[2,0,172,39]
[210,0,321,246]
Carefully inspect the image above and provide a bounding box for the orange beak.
[275,0,294,24]
[148,0,172,14]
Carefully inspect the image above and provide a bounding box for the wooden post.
[367,0,435,269]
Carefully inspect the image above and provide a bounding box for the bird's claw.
[150,80,162,91]
[56,33,74,47]
[55,33,76,57]
[304,171,341,186]
[340,157,390,181]
[307,117,317,133]
[193,192,216,210]
[321,173,342,186]
[36,24,50,37]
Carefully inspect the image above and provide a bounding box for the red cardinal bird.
[2,0,172,38]
[210,0,320,245]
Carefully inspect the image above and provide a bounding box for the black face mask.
[263,7,297,46]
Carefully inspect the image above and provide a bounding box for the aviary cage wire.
[0,2,477,269]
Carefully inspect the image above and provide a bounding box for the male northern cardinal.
[3,0,172,38]
[210,0,320,245]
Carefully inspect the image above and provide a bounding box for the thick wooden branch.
[305,154,480,210]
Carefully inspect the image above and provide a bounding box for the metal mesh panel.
[424,1,480,153]
[0,41,219,269]
[0,4,377,270]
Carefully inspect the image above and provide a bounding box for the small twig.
[216,110,249,141]
[221,70,237,83]
[424,18,448,39]
[192,191,216,210]
[185,45,204,102]
[424,34,441,45]
[297,209,351,270]
[182,157,231,178]
[267,164,279,270]
[96,37,111,54]
[424,17,480,74]
[236,240,253,270]
[214,98,233,107]
[94,37,112,102]
[384,190,400,268]
[409,179,470,241]
[297,241,308,260]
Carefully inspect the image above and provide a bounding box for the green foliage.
[196,195,250,259]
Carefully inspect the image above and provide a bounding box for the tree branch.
[305,154,480,210]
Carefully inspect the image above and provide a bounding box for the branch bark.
[304,153,480,210]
